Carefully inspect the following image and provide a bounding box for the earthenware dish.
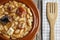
[0,0,41,40]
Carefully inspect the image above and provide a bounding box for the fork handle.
[50,23,55,40]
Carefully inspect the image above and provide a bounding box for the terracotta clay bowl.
[0,0,41,40]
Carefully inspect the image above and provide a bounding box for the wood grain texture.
[46,3,58,40]
[33,0,41,40]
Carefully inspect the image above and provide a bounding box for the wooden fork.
[46,2,58,40]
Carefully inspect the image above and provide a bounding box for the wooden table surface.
[33,0,41,40]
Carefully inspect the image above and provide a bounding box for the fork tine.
[52,3,53,13]
[49,3,51,13]
[50,3,51,13]
[51,3,52,13]
[55,3,58,13]
[50,3,55,13]
[54,3,55,13]
[52,3,54,13]
[54,3,58,16]
[47,3,50,13]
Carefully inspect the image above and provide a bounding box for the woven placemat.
[42,0,60,40]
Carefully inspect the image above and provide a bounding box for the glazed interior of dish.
[0,1,33,39]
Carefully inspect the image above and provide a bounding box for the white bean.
[4,12,8,14]
[2,8,5,12]
[19,18,26,22]
[10,5,15,8]
[11,8,17,12]
[11,36,16,39]
[12,29,24,38]
[28,19,32,26]
[26,14,30,19]
[13,1,18,7]
[22,23,26,28]
[27,8,32,16]
[0,25,3,31]
[15,22,18,25]
[15,29,20,34]
[4,26,8,31]
[5,3,9,6]
[29,17,33,22]
[0,15,4,18]
[11,23,14,27]
[24,32,28,36]
[0,5,3,8]
[15,16,20,21]
[3,34,10,38]
[21,4,25,7]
